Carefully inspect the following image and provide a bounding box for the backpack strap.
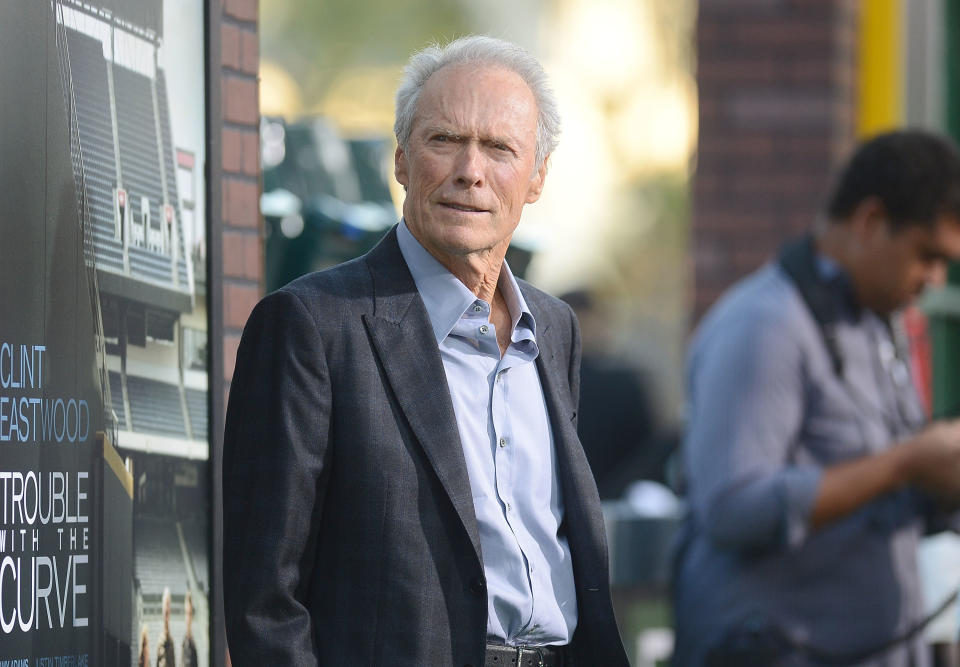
[777,234,844,377]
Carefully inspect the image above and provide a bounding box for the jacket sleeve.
[222,288,332,665]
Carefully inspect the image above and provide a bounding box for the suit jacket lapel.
[358,233,607,582]
[524,287,609,591]
[361,229,483,561]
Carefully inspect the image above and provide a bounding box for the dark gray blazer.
[222,228,628,666]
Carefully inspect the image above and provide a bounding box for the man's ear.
[395,144,409,188]
[848,196,889,244]
[525,156,549,204]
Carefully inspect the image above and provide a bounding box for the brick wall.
[211,0,260,664]
[220,0,261,392]
[692,0,858,322]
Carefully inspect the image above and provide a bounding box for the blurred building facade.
[693,1,857,319]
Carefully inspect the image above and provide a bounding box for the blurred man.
[673,130,960,666]
[560,289,660,498]
[223,36,628,666]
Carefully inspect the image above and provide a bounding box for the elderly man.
[223,36,628,667]
[673,130,960,666]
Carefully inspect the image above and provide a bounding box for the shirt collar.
[814,252,861,317]
[396,219,536,344]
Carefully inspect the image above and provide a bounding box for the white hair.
[394,35,561,169]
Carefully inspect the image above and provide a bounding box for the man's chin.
[436,235,512,262]
[432,211,492,232]
[435,226,490,249]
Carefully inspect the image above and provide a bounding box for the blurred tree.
[260,0,471,107]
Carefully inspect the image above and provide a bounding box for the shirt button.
[499,437,507,448]
[479,325,489,335]
[473,304,483,312]
[506,502,512,512]
[468,577,486,596]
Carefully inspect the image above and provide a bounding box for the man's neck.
[417,234,510,303]
[814,223,853,274]
[442,249,515,355]
[445,253,504,303]
[814,222,873,312]
[430,239,518,353]
[401,223,518,351]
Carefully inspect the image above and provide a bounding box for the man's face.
[857,214,960,314]
[395,63,547,265]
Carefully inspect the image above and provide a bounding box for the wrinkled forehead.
[425,61,525,92]
[415,63,537,124]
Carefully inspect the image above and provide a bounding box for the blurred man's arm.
[685,307,814,552]
[688,303,960,553]
[811,420,960,528]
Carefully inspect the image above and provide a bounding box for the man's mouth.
[441,202,486,213]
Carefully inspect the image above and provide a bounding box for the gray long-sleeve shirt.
[673,261,953,667]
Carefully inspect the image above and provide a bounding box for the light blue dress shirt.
[396,221,578,646]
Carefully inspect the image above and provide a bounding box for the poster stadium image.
[0,0,209,664]
[59,0,211,664]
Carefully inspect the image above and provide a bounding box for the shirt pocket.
[796,391,873,464]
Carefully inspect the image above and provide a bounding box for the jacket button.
[468,578,486,596]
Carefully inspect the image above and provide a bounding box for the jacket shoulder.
[518,279,575,323]
[698,264,808,337]
[281,254,371,301]
[689,263,817,374]
[271,225,407,316]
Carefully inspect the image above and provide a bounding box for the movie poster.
[0,1,209,664]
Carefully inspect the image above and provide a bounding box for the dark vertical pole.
[205,0,226,663]
[946,2,960,142]
[932,1,960,419]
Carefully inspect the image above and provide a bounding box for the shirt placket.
[455,300,543,638]
[494,336,543,636]
[867,317,914,439]
[492,358,516,517]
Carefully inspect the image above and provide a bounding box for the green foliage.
[260,0,471,106]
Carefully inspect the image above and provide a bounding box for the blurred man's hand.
[901,418,960,505]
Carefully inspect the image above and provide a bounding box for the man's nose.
[926,260,948,288]
[453,143,484,187]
